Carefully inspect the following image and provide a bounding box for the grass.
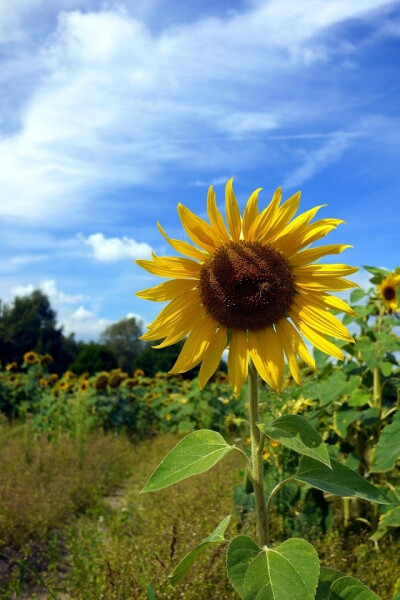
[0,432,399,599]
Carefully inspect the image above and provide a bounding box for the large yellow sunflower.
[136,179,357,394]
[377,272,400,313]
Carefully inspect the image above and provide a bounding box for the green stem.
[248,360,269,547]
[265,477,294,545]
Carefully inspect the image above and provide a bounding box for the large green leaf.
[353,337,378,370]
[315,567,346,600]
[242,538,320,600]
[350,289,366,303]
[329,576,381,599]
[295,457,392,504]
[258,415,331,467]
[226,535,261,597]
[333,408,360,438]
[370,411,400,473]
[141,429,234,492]
[371,505,400,542]
[169,515,230,585]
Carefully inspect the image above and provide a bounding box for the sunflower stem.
[248,360,269,547]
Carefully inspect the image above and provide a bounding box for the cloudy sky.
[1,0,399,340]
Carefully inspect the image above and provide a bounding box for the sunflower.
[136,179,357,395]
[23,351,39,365]
[377,272,400,313]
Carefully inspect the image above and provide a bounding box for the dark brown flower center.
[383,285,396,301]
[199,241,295,330]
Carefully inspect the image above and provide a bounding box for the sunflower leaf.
[370,411,400,473]
[295,456,393,504]
[315,567,346,600]
[141,429,234,492]
[328,576,381,599]
[258,415,331,467]
[169,515,230,586]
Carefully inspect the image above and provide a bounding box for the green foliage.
[142,430,235,492]
[370,411,400,472]
[100,317,143,372]
[69,342,118,374]
[169,515,231,585]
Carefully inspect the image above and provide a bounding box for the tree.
[100,317,143,373]
[69,343,118,375]
[0,290,80,372]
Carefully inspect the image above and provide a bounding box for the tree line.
[0,290,185,376]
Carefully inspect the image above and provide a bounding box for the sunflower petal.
[225,179,242,241]
[290,314,345,361]
[228,329,249,395]
[178,204,221,252]
[290,244,352,267]
[248,329,274,388]
[152,303,206,348]
[143,289,200,335]
[299,290,357,316]
[136,255,202,279]
[293,264,359,277]
[207,186,230,242]
[198,326,227,389]
[287,219,345,255]
[296,277,358,292]
[157,222,207,261]
[242,187,262,240]
[170,313,217,374]
[249,187,282,241]
[275,319,316,370]
[260,191,301,243]
[136,278,197,302]
[292,298,354,342]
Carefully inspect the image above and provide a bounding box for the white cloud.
[60,304,110,339]
[11,279,85,304]
[0,1,392,224]
[83,232,152,262]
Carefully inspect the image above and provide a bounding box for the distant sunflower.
[378,272,400,313]
[23,351,39,365]
[136,179,357,394]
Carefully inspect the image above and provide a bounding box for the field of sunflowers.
[0,266,400,598]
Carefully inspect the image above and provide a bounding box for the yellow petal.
[292,298,354,342]
[136,278,197,302]
[228,329,249,395]
[178,204,221,252]
[136,255,202,279]
[157,222,207,261]
[293,264,358,277]
[207,186,229,242]
[152,303,206,348]
[272,205,326,254]
[248,329,274,388]
[289,313,344,361]
[225,178,242,241]
[263,327,284,394]
[290,244,352,266]
[260,191,301,243]
[242,187,262,240]
[296,277,358,292]
[170,313,217,374]
[144,289,200,334]
[287,219,345,256]
[299,290,357,316]
[198,326,227,389]
[275,318,316,370]
[249,187,282,241]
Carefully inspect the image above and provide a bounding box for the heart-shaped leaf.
[370,411,400,473]
[295,456,392,504]
[226,535,261,597]
[169,515,230,585]
[329,576,381,599]
[242,538,320,600]
[258,415,331,467]
[141,429,234,492]
[315,567,346,600]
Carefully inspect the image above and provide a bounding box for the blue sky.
[0,0,399,340]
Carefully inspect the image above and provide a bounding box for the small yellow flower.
[269,439,280,448]
[378,272,400,313]
[49,373,59,383]
[39,378,48,387]
[95,373,109,391]
[80,380,90,392]
[165,413,172,421]
[23,351,39,365]
[40,354,53,366]
[6,361,18,371]
[134,368,145,377]
[262,450,270,461]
